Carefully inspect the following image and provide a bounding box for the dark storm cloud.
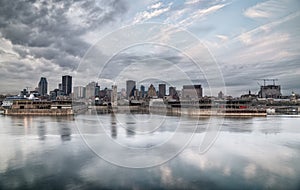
[0,0,128,93]
[0,0,128,68]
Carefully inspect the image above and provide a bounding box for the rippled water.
[0,111,300,189]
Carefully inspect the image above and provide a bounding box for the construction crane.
[255,79,278,86]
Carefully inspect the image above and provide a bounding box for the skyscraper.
[169,86,179,100]
[73,86,86,99]
[158,84,166,98]
[126,80,136,99]
[147,84,157,98]
[62,75,72,96]
[95,83,100,97]
[140,85,145,98]
[86,82,96,99]
[38,77,48,96]
[182,85,202,99]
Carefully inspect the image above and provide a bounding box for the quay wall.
[165,108,266,117]
[4,109,73,116]
[89,106,267,117]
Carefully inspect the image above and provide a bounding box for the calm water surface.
[0,111,300,189]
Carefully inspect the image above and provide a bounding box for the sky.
[0,0,299,96]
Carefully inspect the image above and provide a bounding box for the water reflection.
[0,114,300,189]
[126,122,136,137]
[60,125,71,141]
[53,116,74,141]
[37,121,46,140]
[111,113,117,139]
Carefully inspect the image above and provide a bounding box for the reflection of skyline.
[38,121,46,140]
[111,113,117,139]
[60,124,71,141]
[126,122,136,137]
[0,115,300,189]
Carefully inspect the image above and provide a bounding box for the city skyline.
[3,74,298,98]
[0,0,299,96]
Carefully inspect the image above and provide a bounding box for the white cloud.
[236,32,292,64]
[148,2,163,9]
[185,0,202,5]
[237,11,300,45]
[216,35,228,42]
[0,37,20,59]
[178,3,228,27]
[212,11,300,64]
[133,2,173,24]
[244,0,290,19]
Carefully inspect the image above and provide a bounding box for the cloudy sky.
[0,0,299,96]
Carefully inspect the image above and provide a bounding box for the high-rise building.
[86,82,96,99]
[158,84,166,98]
[38,77,48,96]
[169,86,179,100]
[140,85,145,98]
[169,86,177,97]
[126,80,136,99]
[182,85,202,99]
[62,75,72,96]
[95,83,100,97]
[147,84,157,98]
[73,86,86,99]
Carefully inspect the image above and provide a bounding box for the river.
[0,111,300,189]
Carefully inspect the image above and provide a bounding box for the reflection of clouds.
[216,132,297,178]
[223,165,231,176]
[180,148,222,171]
[160,166,173,185]
[0,117,77,175]
[178,117,300,186]
[243,163,256,179]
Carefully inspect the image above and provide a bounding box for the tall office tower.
[140,85,145,98]
[62,75,72,96]
[158,84,166,98]
[147,84,157,98]
[86,82,96,99]
[38,77,48,96]
[126,80,136,99]
[73,86,86,99]
[95,83,100,97]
